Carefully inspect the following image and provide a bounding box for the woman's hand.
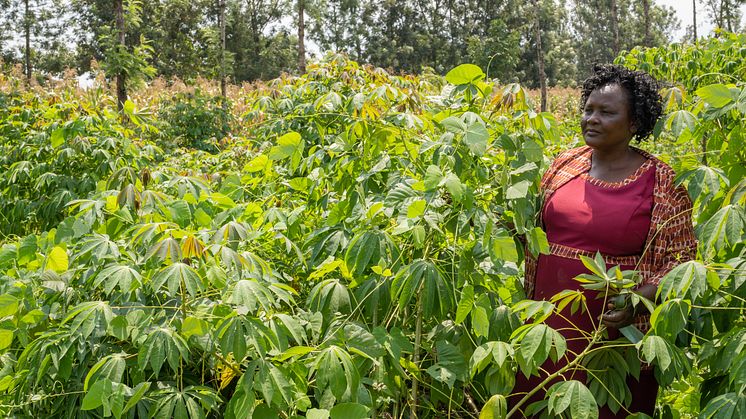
[601,283,658,329]
[601,301,635,329]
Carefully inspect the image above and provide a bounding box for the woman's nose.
[584,111,599,124]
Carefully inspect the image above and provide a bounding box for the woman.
[512,64,697,417]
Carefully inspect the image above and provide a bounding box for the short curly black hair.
[580,64,663,142]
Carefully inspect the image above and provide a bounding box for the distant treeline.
[0,0,743,88]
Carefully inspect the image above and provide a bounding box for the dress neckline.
[580,158,654,188]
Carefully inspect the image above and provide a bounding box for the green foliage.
[0,40,743,418]
[158,90,233,152]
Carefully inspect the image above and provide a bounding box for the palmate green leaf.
[698,205,745,258]
[122,382,151,415]
[62,301,113,339]
[94,265,142,295]
[699,392,746,419]
[470,341,513,377]
[257,359,294,408]
[426,340,467,389]
[268,131,302,160]
[151,262,204,298]
[338,324,382,361]
[650,298,691,339]
[657,261,710,300]
[455,285,474,324]
[213,221,250,244]
[480,394,507,419]
[272,313,308,346]
[84,353,127,391]
[307,278,352,317]
[546,380,598,419]
[314,345,359,400]
[391,259,453,317]
[145,237,182,264]
[76,233,121,261]
[138,327,189,376]
[641,335,672,372]
[510,300,554,324]
[514,324,566,377]
[226,279,277,314]
[665,110,697,137]
[330,403,369,419]
[678,165,726,203]
[344,230,382,278]
[82,378,113,411]
[582,347,632,412]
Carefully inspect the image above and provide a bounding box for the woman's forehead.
[588,83,630,103]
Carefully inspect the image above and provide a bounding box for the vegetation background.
[0,1,743,419]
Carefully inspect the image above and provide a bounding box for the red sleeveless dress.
[511,159,659,418]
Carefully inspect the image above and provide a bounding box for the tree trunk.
[115,0,126,111]
[534,4,547,113]
[298,0,306,74]
[610,0,620,56]
[692,0,698,41]
[24,0,31,85]
[219,0,226,97]
[642,0,651,46]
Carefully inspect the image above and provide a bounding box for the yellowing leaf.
[244,154,269,172]
[268,131,302,160]
[0,329,12,350]
[406,199,426,218]
[47,246,68,273]
[309,257,343,281]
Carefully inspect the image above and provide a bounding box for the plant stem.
[410,292,423,418]
[506,328,604,418]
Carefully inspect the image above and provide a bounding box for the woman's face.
[581,84,636,152]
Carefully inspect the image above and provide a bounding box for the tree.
[693,0,698,41]
[219,0,226,95]
[705,0,745,32]
[1,0,69,83]
[534,2,547,111]
[297,0,305,74]
[224,0,295,81]
[517,0,576,88]
[572,0,679,81]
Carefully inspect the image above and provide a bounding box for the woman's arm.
[601,182,697,329]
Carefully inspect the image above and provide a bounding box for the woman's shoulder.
[552,145,591,162]
[546,146,592,173]
[631,147,678,183]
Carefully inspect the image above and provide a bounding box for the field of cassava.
[0,34,743,419]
